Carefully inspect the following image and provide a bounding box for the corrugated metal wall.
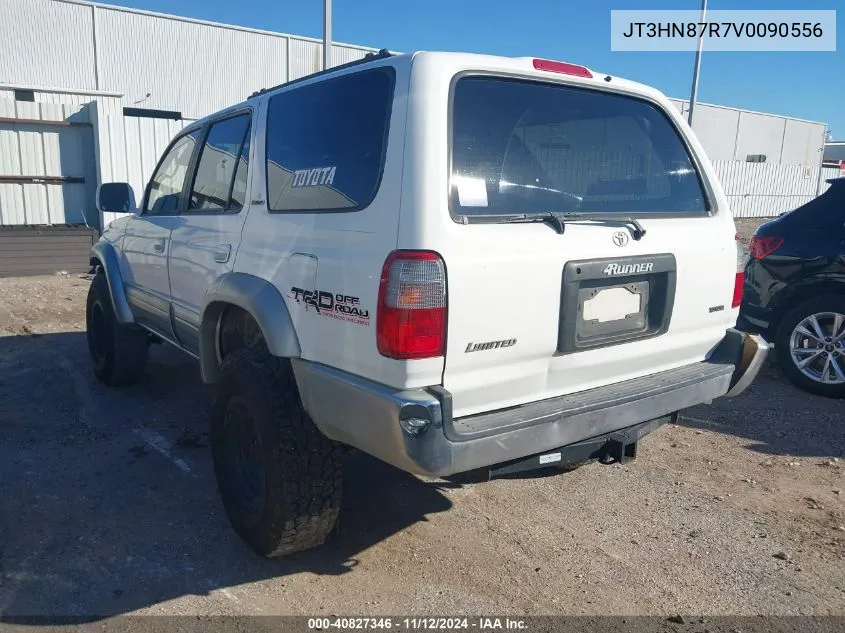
[0,0,835,234]
[94,102,189,227]
[0,91,97,226]
[0,0,96,90]
[96,7,289,117]
[0,87,191,229]
[713,160,839,218]
[0,0,380,120]
[288,38,323,84]
[332,44,371,67]
[671,99,827,166]
[0,1,825,158]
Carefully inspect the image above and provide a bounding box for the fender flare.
[198,272,301,383]
[90,240,135,325]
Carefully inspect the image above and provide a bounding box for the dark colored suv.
[738,178,845,398]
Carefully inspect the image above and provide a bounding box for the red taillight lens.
[748,235,784,260]
[732,272,744,309]
[732,234,745,308]
[377,251,447,359]
[532,58,593,78]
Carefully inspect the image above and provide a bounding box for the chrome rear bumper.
[726,333,769,397]
[292,329,767,477]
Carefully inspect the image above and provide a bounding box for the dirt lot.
[1,272,844,619]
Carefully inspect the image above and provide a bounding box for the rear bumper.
[725,331,769,398]
[293,329,768,477]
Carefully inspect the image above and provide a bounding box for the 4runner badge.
[602,262,654,276]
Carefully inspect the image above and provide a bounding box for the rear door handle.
[214,244,232,263]
[152,238,166,253]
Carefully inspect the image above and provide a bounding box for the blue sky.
[99,0,843,138]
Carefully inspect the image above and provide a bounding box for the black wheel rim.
[89,302,109,361]
[223,396,266,516]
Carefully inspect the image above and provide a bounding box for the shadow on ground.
[0,332,454,618]
[680,356,845,459]
[2,329,843,618]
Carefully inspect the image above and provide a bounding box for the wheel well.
[215,304,265,364]
[199,277,301,384]
[769,280,845,337]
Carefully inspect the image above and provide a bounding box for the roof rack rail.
[248,48,393,99]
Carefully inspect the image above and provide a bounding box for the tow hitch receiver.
[601,432,639,465]
[488,414,674,478]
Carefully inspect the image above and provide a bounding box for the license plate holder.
[558,254,676,354]
[577,281,650,342]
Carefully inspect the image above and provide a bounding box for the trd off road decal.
[289,287,370,326]
[291,166,336,188]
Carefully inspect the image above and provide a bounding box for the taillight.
[732,234,745,309]
[377,251,447,359]
[532,58,593,78]
[748,235,784,260]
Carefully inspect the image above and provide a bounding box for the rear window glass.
[450,76,709,217]
[265,68,395,212]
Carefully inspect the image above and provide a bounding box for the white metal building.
[0,0,838,274]
[670,99,827,166]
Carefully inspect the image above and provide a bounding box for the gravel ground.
[0,273,843,620]
[734,218,770,249]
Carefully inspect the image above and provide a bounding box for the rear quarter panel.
[233,56,441,389]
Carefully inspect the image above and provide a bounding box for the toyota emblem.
[612,231,629,247]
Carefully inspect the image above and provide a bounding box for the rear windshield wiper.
[501,212,647,240]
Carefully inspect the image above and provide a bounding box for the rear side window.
[450,76,709,217]
[188,113,252,213]
[265,68,395,212]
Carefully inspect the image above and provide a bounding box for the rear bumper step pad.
[446,361,734,442]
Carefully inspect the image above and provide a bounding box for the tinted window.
[145,131,199,214]
[451,77,708,217]
[188,114,252,212]
[231,122,252,208]
[265,68,394,212]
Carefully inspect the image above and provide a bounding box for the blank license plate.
[575,280,649,342]
[583,286,642,323]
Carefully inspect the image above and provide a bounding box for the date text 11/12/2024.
[307,618,528,630]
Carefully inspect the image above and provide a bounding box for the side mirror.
[97,182,138,214]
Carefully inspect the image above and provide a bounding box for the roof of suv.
[188,50,672,131]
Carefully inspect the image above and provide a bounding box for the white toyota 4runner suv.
[86,50,768,557]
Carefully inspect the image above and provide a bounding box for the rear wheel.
[210,346,343,557]
[775,296,845,398]
[86,270,149,386]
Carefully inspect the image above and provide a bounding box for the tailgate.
[439,72,737,418]
[441,219,737,418]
